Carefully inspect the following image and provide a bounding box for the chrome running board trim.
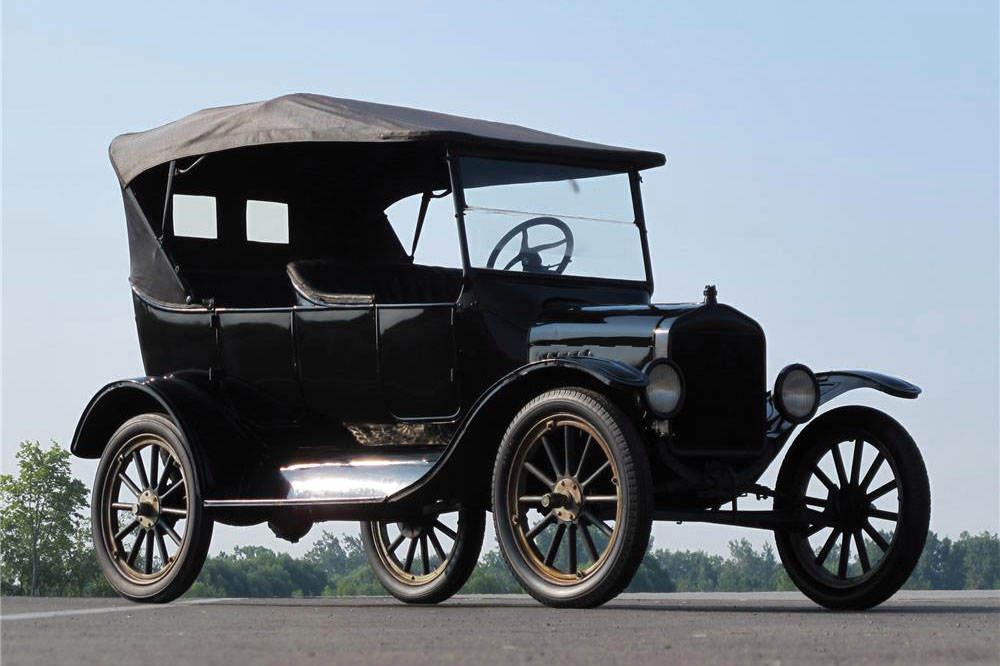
[204,449,443,508]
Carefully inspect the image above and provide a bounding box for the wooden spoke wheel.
[493,389,651,608]
[92,414,213,602]
[361,506,485,604]
[775,406,930,610]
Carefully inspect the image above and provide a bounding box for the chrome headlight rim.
[774,363,820,424]
[643,358,685,419]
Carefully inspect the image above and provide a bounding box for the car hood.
[529,302,703,366]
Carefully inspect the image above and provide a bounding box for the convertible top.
[109,93,666,185]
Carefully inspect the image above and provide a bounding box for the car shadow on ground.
[203,598,1000,615]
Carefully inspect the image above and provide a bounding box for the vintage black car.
[72,94,930,609]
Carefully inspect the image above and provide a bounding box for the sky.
[2,1,997,559]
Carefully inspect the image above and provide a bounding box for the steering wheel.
[485,217,575,274]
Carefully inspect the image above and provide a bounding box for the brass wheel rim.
[506,414,622,585]
[101,434,189,584]
[369,512,460,585]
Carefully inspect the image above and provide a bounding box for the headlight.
[644,360,684,418]
[774,363,819,423]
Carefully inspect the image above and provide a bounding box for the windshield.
[458,157,647,281]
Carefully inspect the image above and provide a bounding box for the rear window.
[246,200,289,244]
[172,195,217,239]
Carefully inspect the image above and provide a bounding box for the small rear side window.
[246,200,289,244]
[172,195,217,239]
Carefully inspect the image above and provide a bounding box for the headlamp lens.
[646,361,683,417]
[777,365,819,422]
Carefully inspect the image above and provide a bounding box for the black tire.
[492,388,652,608]
[92,413,214,603]
[361,506,485,604]
[774,406,930,610]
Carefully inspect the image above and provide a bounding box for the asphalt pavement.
[2,591,998,666]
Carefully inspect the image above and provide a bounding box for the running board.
[204,448,442,509]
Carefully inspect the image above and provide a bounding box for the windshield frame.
[447,150,654,293]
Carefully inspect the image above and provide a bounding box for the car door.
[295,304,384,421]
[216,308,302,423]
[378,303,459,419]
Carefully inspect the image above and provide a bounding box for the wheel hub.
[396,520,427,539]
[134,489,160,529]
[829,485,869,530]
[546,478,583,522]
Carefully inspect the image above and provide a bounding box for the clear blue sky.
[2,1,997,557]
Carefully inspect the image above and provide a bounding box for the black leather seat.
[186,269,294,307]
[287,260,461,305]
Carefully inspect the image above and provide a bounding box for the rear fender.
[389,357,648,508]
[71,373,255,495]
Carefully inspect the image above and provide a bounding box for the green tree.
[0,441,101,596]
[904,530,954,590]
[461,549,521,594]
[189,545,328,598]
[951,531,1000,589]
[717,539,782,591]
[305,531,367,578]
[333,564,383,595]
[626,538,676,592]
[652,549,724,591]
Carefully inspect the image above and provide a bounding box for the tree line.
[2,440,997,597]
[182,529,1000,598]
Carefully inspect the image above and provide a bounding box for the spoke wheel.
[102,434,187,582]
[361,506,484,604]
[775,406,930,610]
[92,414,213,603]
[509,416,621,584]
[493,388,651,608]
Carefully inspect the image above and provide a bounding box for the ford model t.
[73,94,930,609]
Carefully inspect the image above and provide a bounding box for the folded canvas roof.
[109,93,666,185]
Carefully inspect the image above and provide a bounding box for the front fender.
[767,369,920,437]
[388,357,647,508]
[507,356,649,391]
[816,370,921,405]
[71,373,255,496]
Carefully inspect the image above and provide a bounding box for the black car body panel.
[74,93,921,528]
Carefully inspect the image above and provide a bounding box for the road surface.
[2,591,998,665]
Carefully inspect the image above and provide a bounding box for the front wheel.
[92,413,214,603]
[361,506,485,604]
[492,388,653,608]
[774,406,930,610]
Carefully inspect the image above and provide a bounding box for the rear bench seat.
[287,260,462,306]
[184,269,295,308]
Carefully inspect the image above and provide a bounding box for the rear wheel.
[774,406,930,610]
[92,413,213,603]
[361,506,485,604]
[492,388,652,608]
